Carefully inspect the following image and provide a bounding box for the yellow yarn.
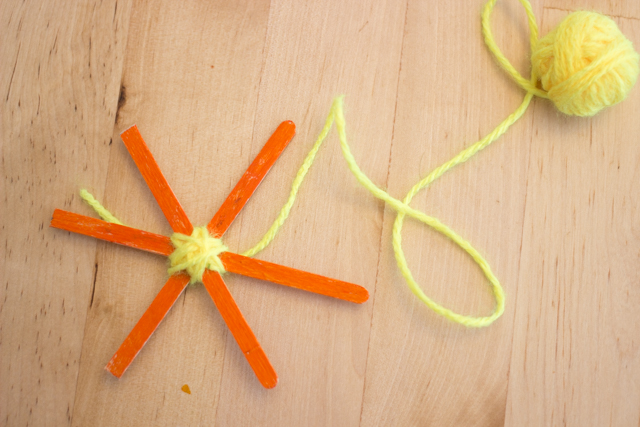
[80,189,123,225]
[483,0,639,117]
[240,110,334,258]
[532,11,639,116]
[80,0,638,327]
[168,226,228,284]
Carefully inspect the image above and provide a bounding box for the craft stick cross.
[51,121,368,388]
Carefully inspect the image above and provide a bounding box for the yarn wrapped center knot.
[168,226,228,284]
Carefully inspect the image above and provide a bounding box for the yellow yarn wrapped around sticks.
[532,11,640,116]
[168,226,228,284]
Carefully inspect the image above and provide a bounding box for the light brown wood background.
[2,0,640,425]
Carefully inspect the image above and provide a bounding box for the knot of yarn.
[532,11,639,116]
[168,226,228,284]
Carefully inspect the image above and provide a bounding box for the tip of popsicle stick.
[50,209,60,226]
[280,120,295,131]
[355,288,370,304]
[120,124,138,135]
[261,375,278,389]
[105,360,125,378]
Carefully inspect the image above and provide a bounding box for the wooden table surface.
[2,0,640,425]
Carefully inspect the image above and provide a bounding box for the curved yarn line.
[249,97,512,328]
[482,0,546,97]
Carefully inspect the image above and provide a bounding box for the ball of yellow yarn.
[531,11,639,117]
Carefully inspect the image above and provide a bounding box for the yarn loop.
[168,226,228,284]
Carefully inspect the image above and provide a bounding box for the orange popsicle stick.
[106,273,190,378]
[207,121,296,237]
[220,252,369,304]
[121,125,193,235]
[105,128,195,376]
[50,209,173,256]
[201,270,277,388]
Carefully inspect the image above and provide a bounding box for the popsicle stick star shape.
[50,121,369,389]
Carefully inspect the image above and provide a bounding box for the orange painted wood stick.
[106,273,190,378]
[207,121,296,237]
[201,270,277,388]
[121,125,193,235]
[220,252,369,304]
[50,209,173,256]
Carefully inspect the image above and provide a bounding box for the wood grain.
[503,9,640,427]
[0,1,132,425]
[3,0,640,425]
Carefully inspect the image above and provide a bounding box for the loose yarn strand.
[79,189,123,225]
[240,109,336,258]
